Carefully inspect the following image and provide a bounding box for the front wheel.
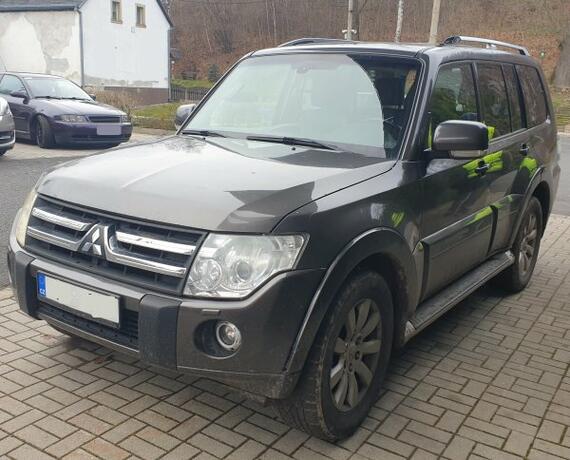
[272,271,393,440]
[0,150,6,157]
[494,197,543,292]
[34,115,56,149]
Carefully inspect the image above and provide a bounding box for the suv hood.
[38,136,394,233]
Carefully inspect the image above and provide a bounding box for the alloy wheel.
[519,212,538,277]
[330,298,382,411]
[36,123,43,146]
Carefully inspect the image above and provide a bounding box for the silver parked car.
[0,96,15,156]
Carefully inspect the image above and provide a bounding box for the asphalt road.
[0,134,568,289]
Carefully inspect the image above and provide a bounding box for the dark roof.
[0,0,84,12]
[0,0,172,26]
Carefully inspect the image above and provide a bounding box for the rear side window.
[502,65,523,132]
[516,65,548,127]
[428,63,478,144]
[0,75,26,95]
[477,63,510,138]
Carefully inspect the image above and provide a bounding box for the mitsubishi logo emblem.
[81,225,105,256]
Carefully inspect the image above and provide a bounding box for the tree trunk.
[554,34,570,88]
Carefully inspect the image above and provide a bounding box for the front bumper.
[0,130,15,151]
[51,121,132,145]
[7,231,324,399]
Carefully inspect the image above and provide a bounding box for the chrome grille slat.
[32,207,95,231]
[115,230,195,255]
[25,197,204,293]
[27,226,83,251]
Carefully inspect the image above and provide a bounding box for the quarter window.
[111,0,122,23]
[136,5,146,27]
[516,65,548,128]
[0,75,26,95]
[477,63,510,138]
[427,63,478,146]
[502,65,524,132]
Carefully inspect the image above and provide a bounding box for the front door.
[419,62,495,300]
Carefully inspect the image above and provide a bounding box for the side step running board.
[404,251,514,342]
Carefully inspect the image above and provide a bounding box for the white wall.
[81,0,170,89]
[0,11,82,83]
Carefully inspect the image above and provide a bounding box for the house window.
[111,0,122,23]
[136,4,146,27]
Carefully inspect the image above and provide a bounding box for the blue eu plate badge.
[37,273,47,297]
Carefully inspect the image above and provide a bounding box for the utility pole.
[395,0,404,42]
[345,0,357,40]
[429,0,441,44]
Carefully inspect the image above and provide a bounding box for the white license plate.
[96,125,122,136]
[37,273,120,326]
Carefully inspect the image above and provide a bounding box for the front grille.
[88,115,121,123]
[38,302,139,349]
[26,196,205,294]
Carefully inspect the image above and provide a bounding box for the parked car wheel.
[272,271,393,440]
[494,197,543,292]
[34,115,56,149]
[0,150,6,157]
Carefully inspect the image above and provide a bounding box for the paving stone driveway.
[1,216,570,460]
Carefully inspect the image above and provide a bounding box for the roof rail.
[441,35,530,56]
[278,38,355,47]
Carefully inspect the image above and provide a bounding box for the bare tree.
[395,0,404,42]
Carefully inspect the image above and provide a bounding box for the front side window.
[25,78,90,100]
[517,65,548,128]
[0,75,26,95]
[111,0,122,23]
[184,54,419,158]
[427,63,478,146]
[136,5,146,27]
[477,63,510,138]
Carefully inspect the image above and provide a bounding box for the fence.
[170,85,210,102]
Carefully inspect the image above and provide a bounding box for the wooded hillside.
[169,0,570,84]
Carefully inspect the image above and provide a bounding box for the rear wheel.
[494,197,543,292]
[34,115,55,149]
[272,271,393,440]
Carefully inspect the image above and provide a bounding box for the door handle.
[475,163,490,175]
[520,144,530,156]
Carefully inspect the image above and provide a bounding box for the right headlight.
[59,114,88,123]
[0,98,10,116]
[15,189,38,247]
[184,234,306,298]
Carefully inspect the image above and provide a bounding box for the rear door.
[475,62,527,253]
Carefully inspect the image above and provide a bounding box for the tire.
[34,115,56,149]
[272,271,394,440]
[0,150,6,157]
[494,197,543,293]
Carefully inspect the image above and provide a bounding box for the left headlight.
[0,98,10,116]
[59,114,88,123]
[15,189,38,247]
[185,234,306,298]
[120,115,130,123]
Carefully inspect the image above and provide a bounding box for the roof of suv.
[254,36,538,67]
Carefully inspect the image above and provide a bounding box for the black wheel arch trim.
[284,227,419,377]
[509,166,549,248]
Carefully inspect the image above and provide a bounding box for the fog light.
[215,321,242,352]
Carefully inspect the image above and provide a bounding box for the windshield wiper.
[35,95,62,100]
[61,97,91,101]
[246,135,337,151]
[182,129,226,138]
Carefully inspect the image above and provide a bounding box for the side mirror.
[432,120,489,159]
[89,94,97,101]
[10,90,29,101]
[175,103,196,130]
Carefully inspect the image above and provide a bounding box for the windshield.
[25,77,91,100]
[184,53,419,157]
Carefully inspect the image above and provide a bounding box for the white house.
[0,0,172,104]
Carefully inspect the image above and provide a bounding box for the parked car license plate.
[37,273,120,326]
[96,125,122,136]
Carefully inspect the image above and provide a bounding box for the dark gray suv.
[8,36,559,440]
